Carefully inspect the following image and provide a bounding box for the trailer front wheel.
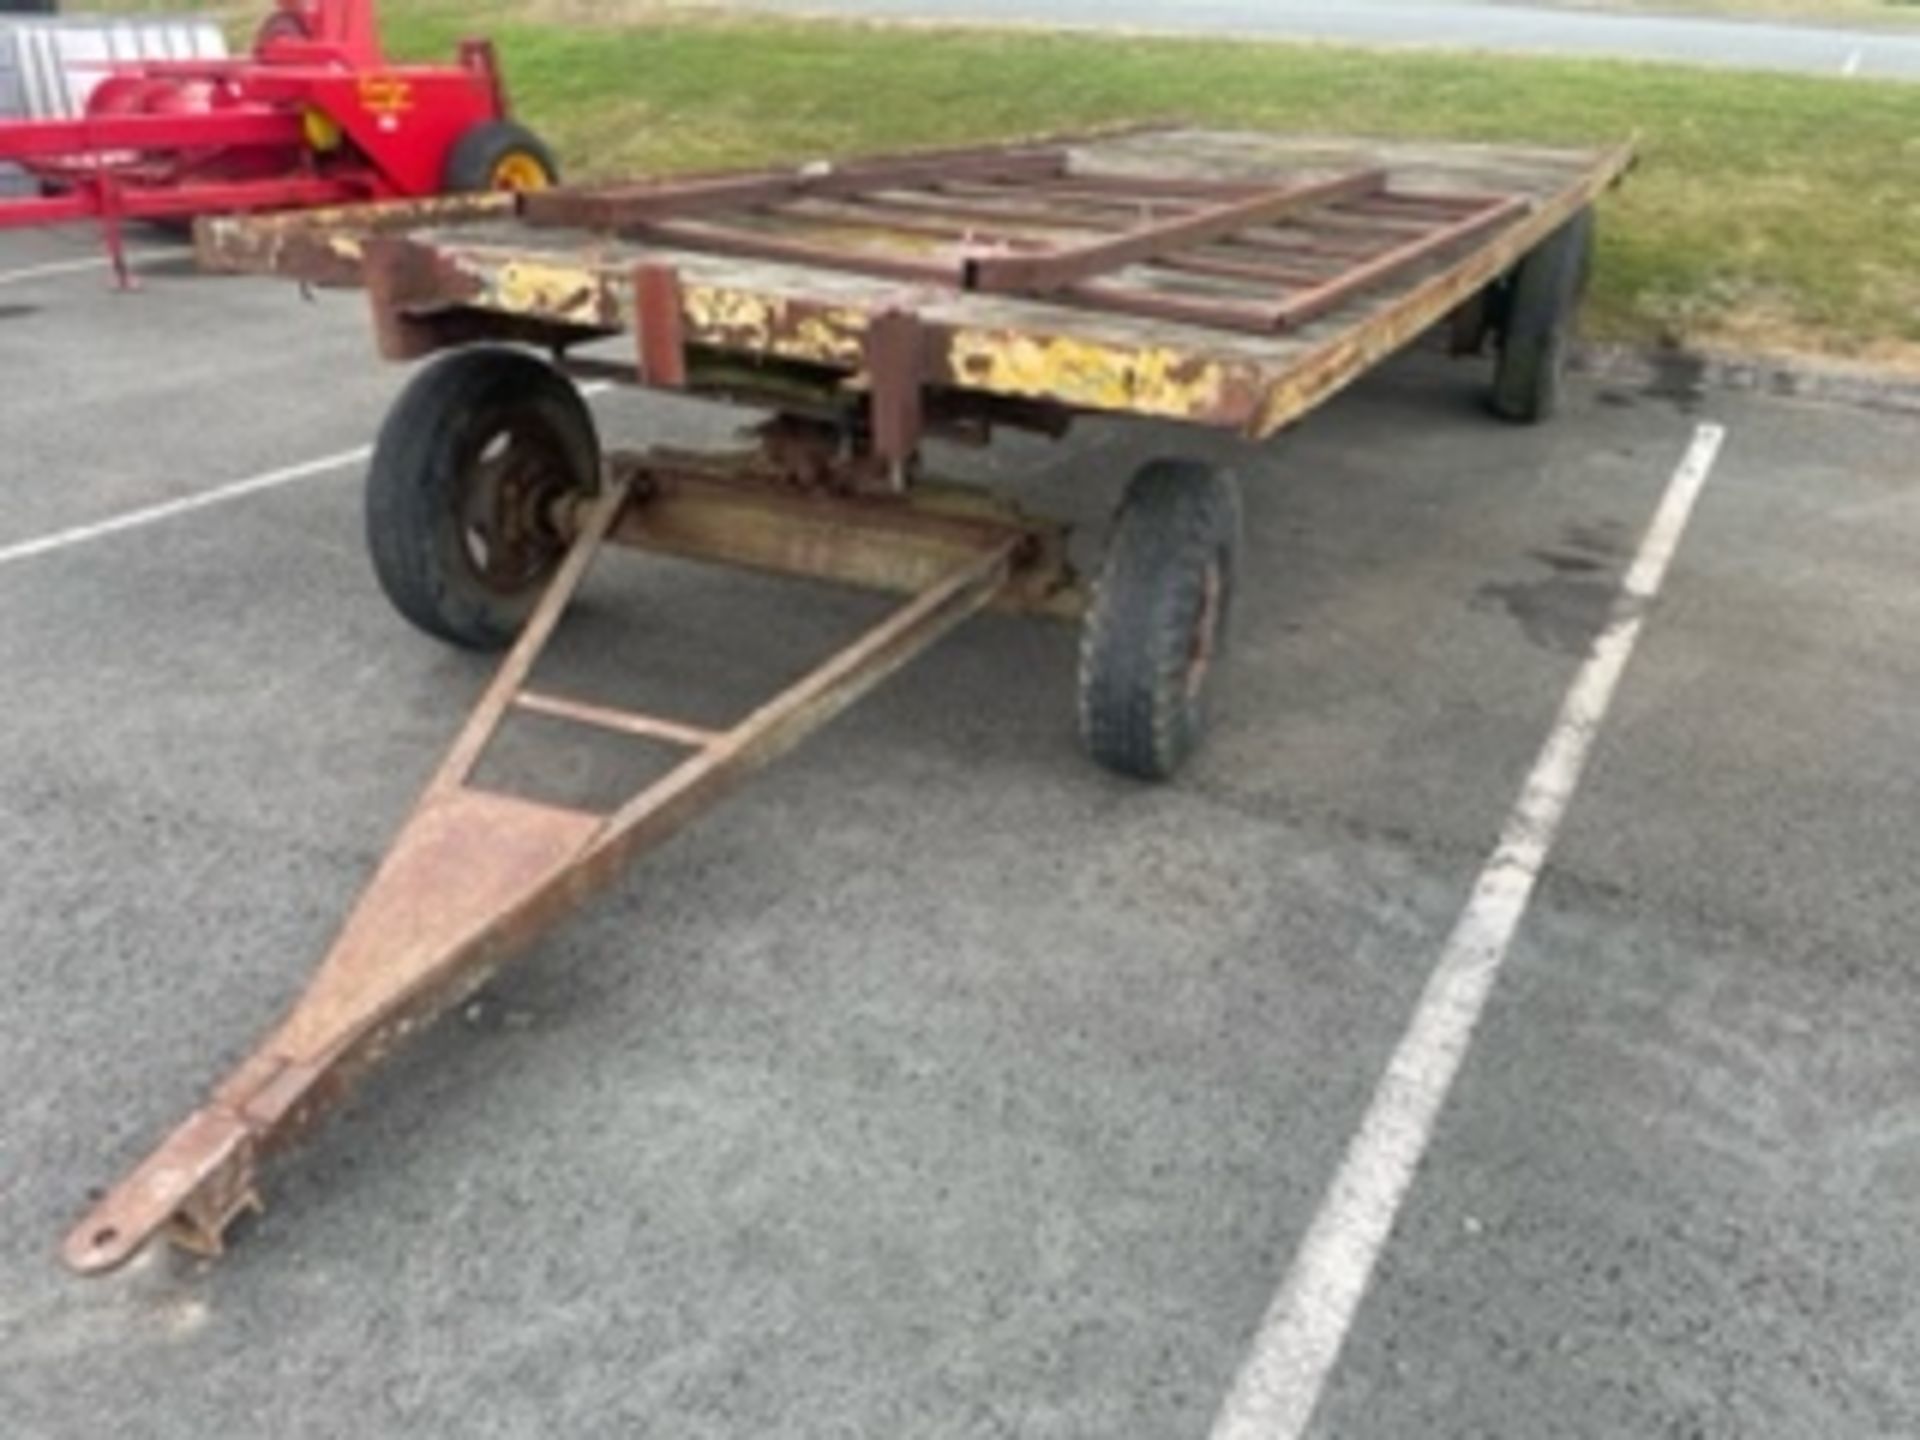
[366,347,600,650]
[1078,459,1242,782]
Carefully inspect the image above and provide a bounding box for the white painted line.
[1209,420,1729,1440]
[0,447,372,569]
[0,247,194,288]
[0,381,614,570]
[1842,48,1863,76]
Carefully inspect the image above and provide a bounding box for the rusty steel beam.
[627,172,1390,311]
[1217,224,1389,260]
[61,480,635,1275]
[939,179,1200,215]
[1150,250,1340,288]
[196,191,520,286]
[1046,280,1284,334]
[1038,193,1533,336]
[524,147,1068,230]
[617,217,958,285]
[924,181,1208,236]
[191,129,1625,440]
[358,239,610,363]
[1246,138,1635,438]
[1280,210,1448,240]
[777,198,1046,245]
[863,308,927,481]
[1269,194,1530,330]
[1013,170,1277,202]
[963,169,1386,295]
[62,475,1027,1273]
[802,191,1114,239]
[602,455,1081,618]
[362,234,475,360]
[1349,188,1512,216]
[632,261,688,388]
[512,690,722,748]
[513,119,1170,233]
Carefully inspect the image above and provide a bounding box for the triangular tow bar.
[62,471,1032,1273]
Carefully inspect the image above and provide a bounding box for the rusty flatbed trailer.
[63,126,1630,1273]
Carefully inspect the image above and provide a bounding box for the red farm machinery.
[0,0,556,282]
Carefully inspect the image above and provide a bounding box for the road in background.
[744,0,1920,76]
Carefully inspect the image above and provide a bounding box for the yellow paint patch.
[680,285,865,365]
[785,309,866,364]
[682,284,775,341]
[946,330,1228,419]
[490,258,600,321]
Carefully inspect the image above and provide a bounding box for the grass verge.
[384,4,1920,368]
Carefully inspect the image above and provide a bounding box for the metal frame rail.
[63,473,1028,1273]
[518,143,1528,335]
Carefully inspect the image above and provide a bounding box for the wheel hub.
[462,426,572,593]
[489,153,551,192]
[1185,557,1224,703]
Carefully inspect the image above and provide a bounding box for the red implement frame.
[0,0,510,284]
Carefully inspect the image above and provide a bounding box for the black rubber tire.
[365,347,600,650]
[1489,207,1594,424]
[253,8,310,51]
[1078,459,1243,782]
[441,119,560,193]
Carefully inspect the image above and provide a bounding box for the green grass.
[385,5,1920,366]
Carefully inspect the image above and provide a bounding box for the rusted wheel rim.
[1185,556,1224,703]
[459,423,573,593]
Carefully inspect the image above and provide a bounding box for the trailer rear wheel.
[1078,459,1242,782]
[366,347,600,650]
[1490,207,1594,424]
[444,120,559,193]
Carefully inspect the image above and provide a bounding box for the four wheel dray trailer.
[61,125,1630,1274]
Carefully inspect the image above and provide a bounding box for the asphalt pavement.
[1,223,1916,1437]
[743,0,1920,77]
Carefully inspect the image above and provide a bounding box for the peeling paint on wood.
[201,128,1631,432]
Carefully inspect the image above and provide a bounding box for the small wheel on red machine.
[1077,458,1243,782]
[1488,207,1594,424]
[252,6,311,51]
[366,346,600,650]
[443,120,561,194]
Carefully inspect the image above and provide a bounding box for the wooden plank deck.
[201,128,1631,438]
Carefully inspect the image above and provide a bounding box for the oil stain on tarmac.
[1475,523,1630,657]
